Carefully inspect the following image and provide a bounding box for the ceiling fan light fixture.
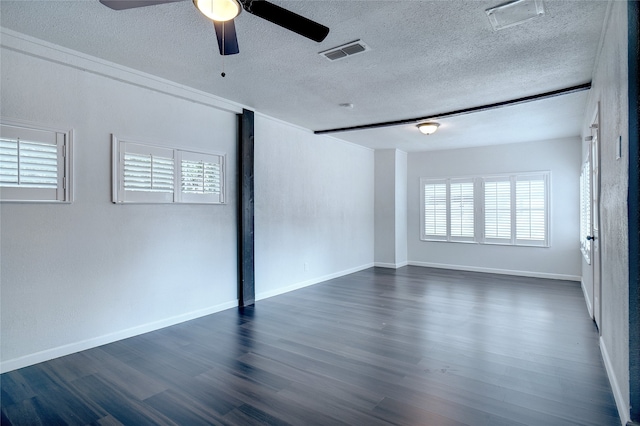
[417,122,440,135]
[194,0,241,22]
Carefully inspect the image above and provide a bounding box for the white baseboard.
[256,263,375,301]
[600,337,631,425]
[1,263,376,373]
[407,261,581,281]
[581,278,594,318]
[0,300,238,374]
[374,261,409,269]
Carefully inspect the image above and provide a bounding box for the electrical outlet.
[304,262,309,271]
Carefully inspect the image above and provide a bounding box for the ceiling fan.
[99,0,330,56]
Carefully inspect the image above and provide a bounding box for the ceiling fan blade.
[99,0,184,11]
[242,0,329,43]
[213,20,240,55]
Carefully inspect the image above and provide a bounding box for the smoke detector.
[319,40,371,61]
[486,0,545,31]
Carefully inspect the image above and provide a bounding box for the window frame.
[420,177,476,243]
[112,135,226,205]
[420,171,550,247]
[449,178,476,242]
[483,176,513,244]
[0,119,73,203]
[514,172,549,247]
[420,178,448,241]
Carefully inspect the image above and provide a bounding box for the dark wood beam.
[238,109,255,307]
[314,83,592,135]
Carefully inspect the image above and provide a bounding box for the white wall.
[407,138,582,280]
[581,1,630,423]
[0,31,376,372]
[0,43,239,371]
[254,117,374,299]
[395,150,408,266]
[374,149,407,268]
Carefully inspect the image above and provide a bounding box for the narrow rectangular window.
[580,160,591,263]
[515,175,547,243]
[484,179,511,241]
[423,181,447,238]
[450,180,474,239]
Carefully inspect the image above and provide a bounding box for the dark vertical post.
[628,2,639,424]
[238,109,255,307]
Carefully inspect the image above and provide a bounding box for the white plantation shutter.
[421,178,476,242]
[116,141,175,203]
[0,139,57,188]
[420,172,549,247]
[450,180,474,240]
[516,174,548,245]
[0,123,69,202]
[423,181,447,239]
[179,151,224,204]
[181,160,219,194]
[580,161,591,263]
[112,136,226,204]
[484,178,511,241]
[123,153,174,193]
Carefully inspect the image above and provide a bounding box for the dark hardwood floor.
[1,266,621,425]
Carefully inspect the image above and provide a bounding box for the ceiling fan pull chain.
[221,21,226,77]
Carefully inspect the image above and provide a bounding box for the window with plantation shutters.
[580,160,591,263]
[421,178,475,242]
[124,153,174,193]
[423,181,447,239]
[515,174,547,245]
[0,122,72,202]
[450,180,474,239]
[116,142,175,203]
[420,172,549,247]
[179,151,224,204]
[482,174,549,246]
[484,178,512,242]
[112,136,225,204]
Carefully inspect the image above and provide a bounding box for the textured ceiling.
[0,0,609,151]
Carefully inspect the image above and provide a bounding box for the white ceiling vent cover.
[320,40,370,61]
[486,0,545,31]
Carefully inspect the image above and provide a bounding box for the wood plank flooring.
[1,266,621,425]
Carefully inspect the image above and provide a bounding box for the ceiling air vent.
[486,0,545,31]
[319,40,370,62]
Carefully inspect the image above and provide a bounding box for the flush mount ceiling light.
[193,0,241,21]
[417,122,440,135]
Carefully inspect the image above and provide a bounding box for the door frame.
[589,103,602,332]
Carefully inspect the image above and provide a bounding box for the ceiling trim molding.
[0,27,245,115]
[314,83,592,135]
